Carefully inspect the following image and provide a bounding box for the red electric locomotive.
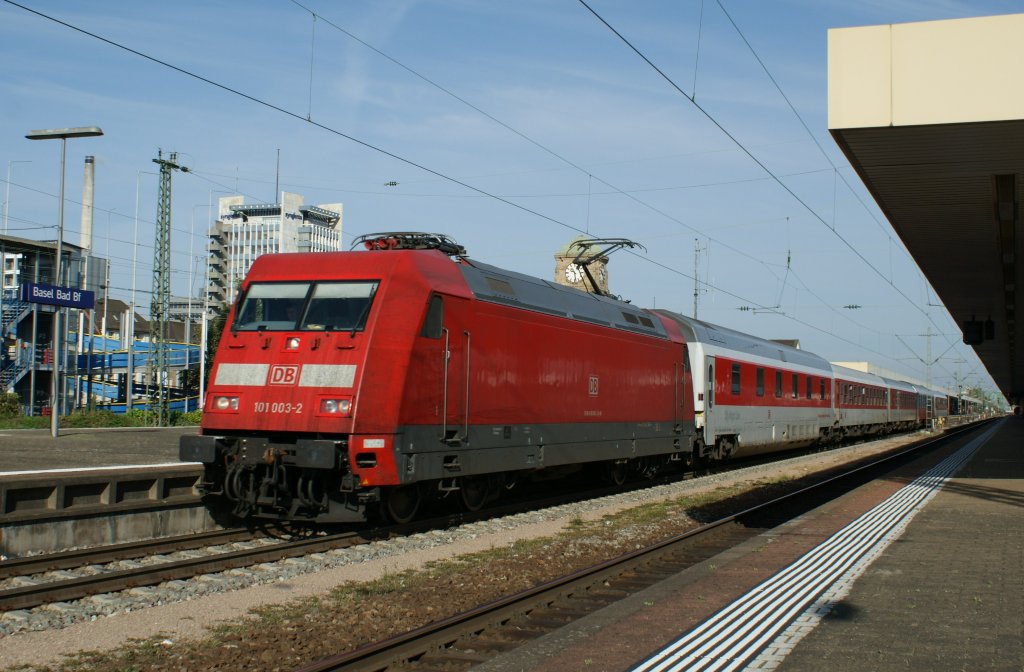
[181,233,695,522]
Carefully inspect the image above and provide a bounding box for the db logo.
[588,375,599,397]
[269,365,299,385]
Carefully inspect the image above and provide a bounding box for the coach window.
[420,295,443,338]
[731,363,741,395]
[791,373,798,399]
[819,379,826,401]
[756,368,764,397]
[806,376,812,399]
[775,370,782,398]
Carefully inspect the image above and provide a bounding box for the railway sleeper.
[451,637,523,654]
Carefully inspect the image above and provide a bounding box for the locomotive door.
[676,345,695,429]
[440,296,471,445]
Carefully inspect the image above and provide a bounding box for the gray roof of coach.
[458,258,668,338]
[831,363,888,386]
[652,310,832,371]
[879,376,918,392]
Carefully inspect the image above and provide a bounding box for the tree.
[179,303,230,395]
[0,392,21,418]
[204,303,230,388]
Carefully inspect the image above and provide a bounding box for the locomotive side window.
[301,281,379,332]
[234,282,310,331]
[420,295,443,339]
[731,363,741,395]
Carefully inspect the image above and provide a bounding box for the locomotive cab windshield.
[233,280,379,332]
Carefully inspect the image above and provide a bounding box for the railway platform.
[0,426,190,473]
[479,417,1023,672]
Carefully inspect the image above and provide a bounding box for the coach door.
[704,357,717,440]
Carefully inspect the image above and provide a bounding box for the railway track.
[0,425,963,617]
[292,421,989,672]
[0,478,660,613]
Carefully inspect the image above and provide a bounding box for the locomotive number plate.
[253,401,304,414]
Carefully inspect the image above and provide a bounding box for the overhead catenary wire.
[283,0,789,283]
[3,0,972,387]
[576,0,951,342]
[712,0,956,355]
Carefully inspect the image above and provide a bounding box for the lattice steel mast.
[151,150,188,425]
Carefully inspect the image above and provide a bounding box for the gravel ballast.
[0,434,927,671]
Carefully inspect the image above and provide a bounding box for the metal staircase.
[1,294,29,336]
[0,291,32,393]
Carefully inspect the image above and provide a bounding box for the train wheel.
[603,460,629,486]
[383,485,421,524]
[460,477,488,512]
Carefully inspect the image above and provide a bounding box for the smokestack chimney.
[80,155,95,251]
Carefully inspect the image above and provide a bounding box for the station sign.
[19,282,95,309]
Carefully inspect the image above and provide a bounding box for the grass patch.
[21,471,815,672]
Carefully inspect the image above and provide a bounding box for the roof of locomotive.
[650,309,833,372]
[457,258,670,340]
[240,250,671,340]
[239,249,473,297]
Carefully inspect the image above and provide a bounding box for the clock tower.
[554,236,609,293]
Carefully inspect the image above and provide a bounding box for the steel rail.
[0,423,980,615]
[293,421,991,672]
[0,527,258,580]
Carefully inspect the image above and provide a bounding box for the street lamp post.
[26,126,103,438]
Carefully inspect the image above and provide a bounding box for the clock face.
[564,263,584,283]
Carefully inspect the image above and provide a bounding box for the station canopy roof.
[828,13,1024,405]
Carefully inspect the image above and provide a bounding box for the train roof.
[457,258,670,339]
[831,363,888,386]
[879,376,918,393]
[651,310,833,372]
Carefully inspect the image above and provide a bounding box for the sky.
[0,0,1017,399]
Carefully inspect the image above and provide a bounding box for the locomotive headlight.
[212,395,239,412]
[318,397,353,416]
[285,337,301,350]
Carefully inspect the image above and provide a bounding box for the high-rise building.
[206,192,342,313]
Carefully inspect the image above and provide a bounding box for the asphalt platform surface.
[479,417,1022,672]
[0,426,194,472]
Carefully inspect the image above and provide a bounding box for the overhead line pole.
[152,150,188,426]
